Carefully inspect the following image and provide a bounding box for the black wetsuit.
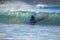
[30,16,36,25]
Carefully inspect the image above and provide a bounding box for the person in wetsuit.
[30,15,36,25]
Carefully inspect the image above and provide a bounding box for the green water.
[0,11,33,24]
[0,11,60,24]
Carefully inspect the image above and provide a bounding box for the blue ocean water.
[0,24,60,40]
[0,4,60,40]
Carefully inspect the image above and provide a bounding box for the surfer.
[30,15,36,25]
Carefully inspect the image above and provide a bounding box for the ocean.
[0,24,60,40]
[0,5,60,40]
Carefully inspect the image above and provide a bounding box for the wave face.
[0,11,36,24]
[0,11,60,24]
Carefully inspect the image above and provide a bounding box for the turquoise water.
[0,11,60,24]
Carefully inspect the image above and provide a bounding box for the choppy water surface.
[0,1,60,40]
[0,11,60,40]
[0,24,60,40]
